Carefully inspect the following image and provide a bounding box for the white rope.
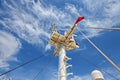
[86,27,120,30]
[78,29,120,72]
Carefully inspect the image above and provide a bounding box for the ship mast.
[59,45,72,80]
[49,17,84,80]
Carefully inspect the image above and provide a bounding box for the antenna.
[52,24,57,33]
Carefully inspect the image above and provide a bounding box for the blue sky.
[0,0,120,80]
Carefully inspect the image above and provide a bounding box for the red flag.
[75,16,84,24]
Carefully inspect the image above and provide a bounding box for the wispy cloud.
[78,0,120,37]
[65,3,80,17]
[0,0,50,46]
[0,0,77,50]
[0,31,21,69]
[0,75,7,80]
[72,74,90,80]
[0,0,119,48]
[45,44,52,51]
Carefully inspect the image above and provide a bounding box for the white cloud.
[0,31,21,69]
[104,0,120,25]
[0,0,119,51]
[0,0,75,50]
[0,75,7,80]
[0,0,119,79]
[65,3,80,16]
[45,44,52,51]
[78,0,120,38]
[71,74,90,80]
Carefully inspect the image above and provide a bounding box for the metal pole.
[59,45,67,80]
[86,27,120,30]
[79,29,120,72]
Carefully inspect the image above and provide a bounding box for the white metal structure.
[59,46,73,80]
[49,16,84,56]
[59,46,66,80]
[49,16,120,80]
[49,16,84,80]
[91,70,104,80]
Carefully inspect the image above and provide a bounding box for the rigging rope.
[79,55,119,80]
[32,56,53,80]
[81,26,120,66]
[85,27,120,30]
[78,29,120,72]
[0,54,45,77]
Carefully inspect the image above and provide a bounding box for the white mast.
[49,17,84,80]
[59,46,66,80]
[59,45,72,80]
